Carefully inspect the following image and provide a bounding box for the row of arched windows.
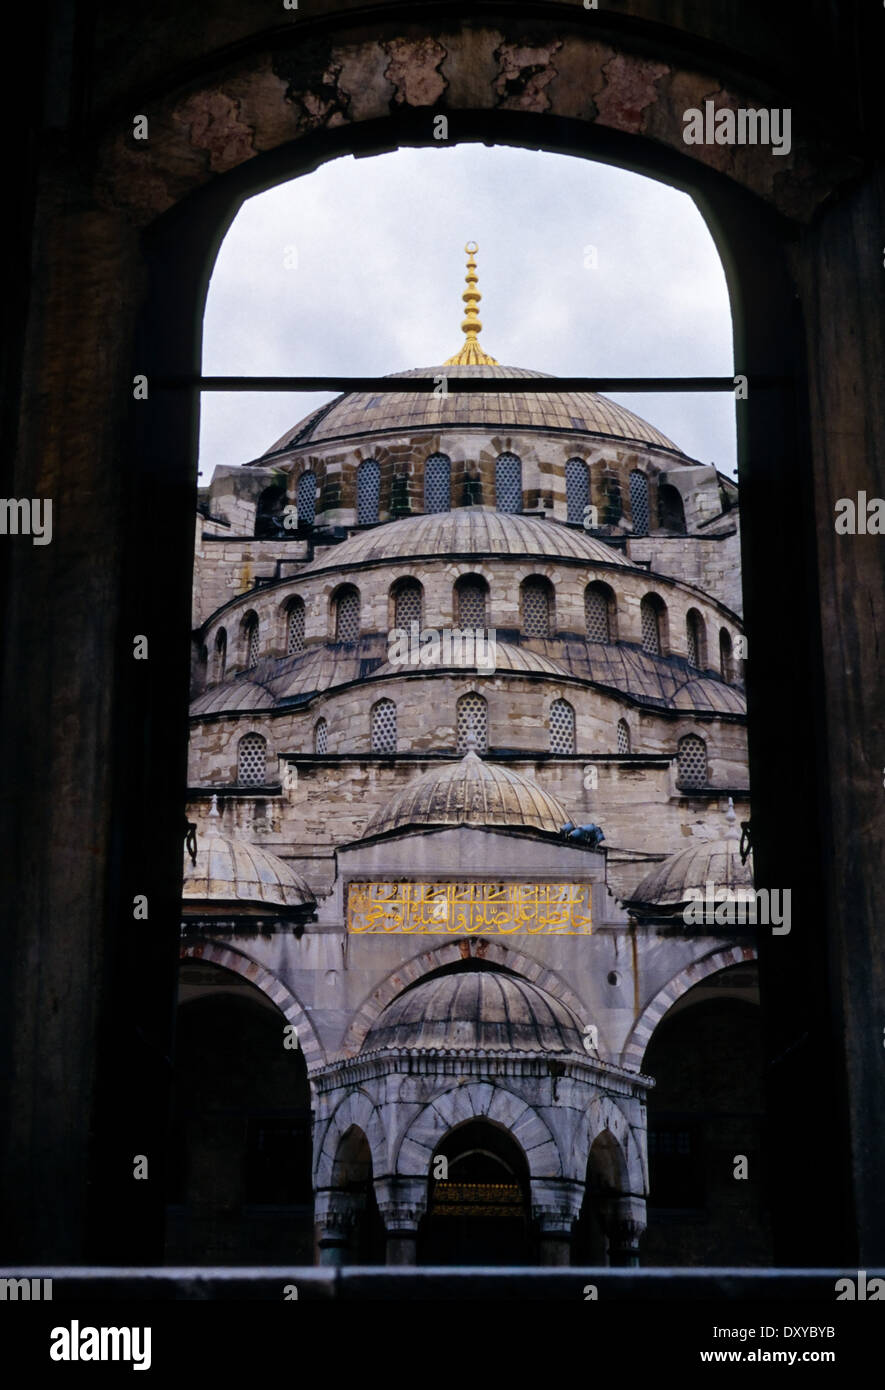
[286,458,684,531]
[211,582,738,681]
[234,719,708,784]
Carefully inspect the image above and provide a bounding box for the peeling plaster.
[382,35,448,107]
[493,41,562,113]
[595,52,669,135]
[173,90,256,173]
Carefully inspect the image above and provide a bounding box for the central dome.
[362,968,585,1055]
[263,363,683,456]
[361,750,570,839]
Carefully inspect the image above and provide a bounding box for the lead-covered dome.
[361,750,570,839]
[361,968,585,1055]
[182,832,315,908]
[629,836,753,908]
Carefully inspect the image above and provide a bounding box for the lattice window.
[522,578,552,638]
[617,719,631,754]
[585,584,611,643]
[297,471,316,526]
[287,600,305,656]
[641,597,662,655]
[237,732,267,786]
[630,471,650,536]
[371,699,397,752]
[457,692,488,752]
[424,453,451,513]
[314,719,328,755]
[244,615,260,670]
[393,580,422,630]
[334,587,360,642]
[496,453,522,514]
[686,610,704,668]
[214,628,227,683]
[356,459,380,524]
[456,579,487,629]
[720,629,733,683]
[565,458,590,525]
[550,698,575,754]
[677,734,707,788]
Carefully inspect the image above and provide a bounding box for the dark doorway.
[420,1121,532,1266]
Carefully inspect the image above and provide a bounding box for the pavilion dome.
[629,829,753,908]
[182,832,315,909]
[361,968,585,1055]
[361,750,570,839]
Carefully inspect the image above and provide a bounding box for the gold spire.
[444,241,498,366]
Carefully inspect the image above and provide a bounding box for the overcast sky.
[199,143,736,480]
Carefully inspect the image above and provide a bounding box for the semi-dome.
[182,831,315,908]
[297,506,636,577]
[361,750,570,839]
[629,830,753,908]
[262,363,683,456]
[361,968,585,1055]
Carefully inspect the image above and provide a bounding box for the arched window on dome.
[455,574,489,630]
[392,578,423,632]
[237,732,267,786]
[424,453,451,514]
[640,593,667,656]
[495,453,522,514]
[521,576,554,639]
[356,459,381,524]
[629,470,650,537]
[617,719,631,754]
[658,481,686,534]
[456,692,488,753]
[550,698,575,754]
[242,611,260,670]
[286,597,305,656]
[585,581,616,643]
[314,718,328,755]
[255,482,286,538]
[332,585,361,643]
[297,470,316,528]
[565,458,590,525]
[677,733,707,789]
[213,627,227,684]
[686,609,707,668]
[719,628,734,683]
[371,698,397,753]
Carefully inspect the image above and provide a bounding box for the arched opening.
[720,627,734,683]
[241,610,260,671]
[456,691,488,753]
[677,732,708,789]
[331,584,360,643]
[629,471,650,536]
[521,576,554,639]
[585,581,616,643]
[166,964,313,1263]
[640,593,668,656]
[424,453,451,514]
[391,577,423,632]
[254,481,287,538]
[356,459,381,525]
[573,1130,630,1266]
[658,482,687,534]
[327,1126,386,1266]
[549,697,576,754]
[285,596,305,656]
[495,453,522,514]
[371,697,397,753]
[454,574,489,630]
[296,470,316,528]
[419,1120,532,1266]
[565,457,590,525]
[237,731,267,787]
[686,608,707,669]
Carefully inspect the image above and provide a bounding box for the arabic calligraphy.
[347,881,593,935]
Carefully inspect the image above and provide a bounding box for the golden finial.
[444,241,498,366]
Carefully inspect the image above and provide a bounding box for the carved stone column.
[597,1195,647,1267]
[374,1176,428,1267]
[531,1179,584,1266]
[314,1192,358,1267]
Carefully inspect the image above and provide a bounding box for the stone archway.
[620,946,757,1070]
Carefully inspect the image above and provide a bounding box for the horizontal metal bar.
[154,374,789,394]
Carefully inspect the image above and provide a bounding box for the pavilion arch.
[179,941,325,1070]
[620,946,758,1072]
[314,1089,388,1189]
[572,1094,648,1194]
[339,939,593,1057]
[395,1084,562,1181]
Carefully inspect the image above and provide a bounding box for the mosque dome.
[629,812,752,908]
[361,750,570,839]
[361,968,585,1055]
[297,506,636,577]
[182,831,315,909]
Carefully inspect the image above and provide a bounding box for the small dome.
[361,750,570,839]
[296,507,636,577]
[362,969,585,1055]
[262,364,683,455]
[630,836,753,907]
[182,832,315,909]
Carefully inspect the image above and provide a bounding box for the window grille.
[630,471,650,536]
[522,578,551,637]
[356,460,381,524]
[371,699,397,752]
[238,732,266,786]
[456,580,487,629]
[720,629,733,683]
[314,719,328,755]
[565,458,589,524]
[214,629,227,683]
[677,734,707,788]
[550,699,575,754]
[641,597,662,655]
[287,600,305,656]
[617,719,631,754]
[585,585,611,643]
[297,471,316,526]
[244,616,260,670]
[334,588,360,642]
[496,453,522,513]
[457,693,488,752]
[686,613,699,667]
[394,580,422,630]
[424,454,451,513]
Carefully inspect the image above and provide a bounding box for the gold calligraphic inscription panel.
[346,880,593,935]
